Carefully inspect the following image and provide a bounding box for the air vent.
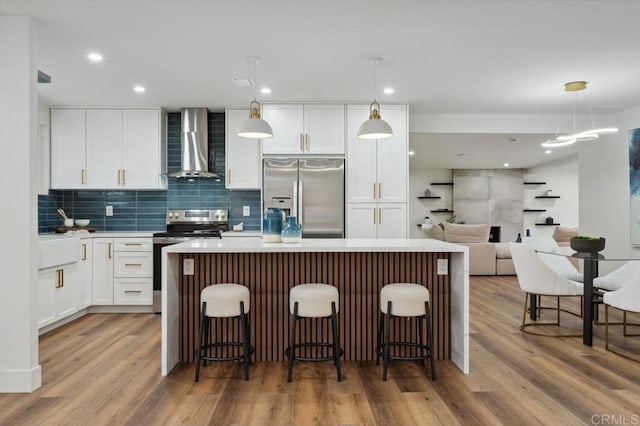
[233,77,254,88]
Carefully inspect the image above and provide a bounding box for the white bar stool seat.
[286,283,343,382]
[377,283,436,381]
[195,283,254,382]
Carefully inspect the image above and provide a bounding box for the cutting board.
[53,226,97,233]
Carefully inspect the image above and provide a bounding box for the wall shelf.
[430,182,454,186]
[523,209,547,212]
[524,181,546,185]
[431,209,454,213]
[418,196,442,199]
[535,223,560,226]
[535,196,560,199]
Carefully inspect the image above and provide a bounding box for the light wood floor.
[1,276,640,425]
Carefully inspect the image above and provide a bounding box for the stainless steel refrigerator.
[263,158,344,238]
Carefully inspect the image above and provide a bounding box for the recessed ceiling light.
[503,163,510,167]
[260,87,271,95]
[87,52,103,63]
[383,87,394,95]
[545,150,552,154]
[408,150,415,156]
[133,85,145,93]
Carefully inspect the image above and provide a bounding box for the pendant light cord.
[253,58,257,102]
[372,60,377,102]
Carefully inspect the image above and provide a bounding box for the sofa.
[421,222,515,275]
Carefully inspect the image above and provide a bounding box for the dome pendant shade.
[357,101,393,140]
[237,100,273,139]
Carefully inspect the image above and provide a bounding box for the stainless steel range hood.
[169,108,221,178]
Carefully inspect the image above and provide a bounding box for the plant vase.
[281,216,302,243]
[262,208,283,243]
[569,237,606,254]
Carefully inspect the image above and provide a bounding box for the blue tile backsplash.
[38,112,261,233]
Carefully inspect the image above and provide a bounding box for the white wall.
[409,168,452,238]
[0,16,41,392]
[37,100,50,194]
[525,155,579,238]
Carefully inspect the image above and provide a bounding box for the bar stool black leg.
[376,311,384,365]
[417,313,425,366]
[383,301,392,381]
[245,309,252,365]
[239,301,250,381]
[195,301,206,382]
[331,301,342,382]
[287,302,298,383]
[203,314,211,366]
[425,301,436,381]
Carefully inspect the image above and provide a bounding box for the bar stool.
[285,284,343,382]
[194,283,254,382]
[376,283,436,381]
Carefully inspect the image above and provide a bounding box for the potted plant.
[570,235,606,253]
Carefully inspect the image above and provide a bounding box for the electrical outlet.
[243,205,250,216]
[183,259,194,275]
[437,259,448,275]
[105,205,113,216]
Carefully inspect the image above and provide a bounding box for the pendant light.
[357,57,393,140]
[237,57,273,139]
[541,81,618,148]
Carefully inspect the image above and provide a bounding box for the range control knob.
[168,212,174,219]
[174,212,180,218]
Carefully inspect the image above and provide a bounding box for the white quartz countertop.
[38,231,157,240]
[164,238,468,253]
[221,231,262,238]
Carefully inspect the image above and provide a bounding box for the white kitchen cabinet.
[78,238,93,309]
[37,263,79,328]
[347,203,407,239]
[225,108,261,189]
[347,104,407,203]
[114,278,153,305]
[114,251,153,277]
[262,104,345,155]
[50,109,87,189]
[50,108,166,190]
[113,238,153,305]
[92,238,114,305]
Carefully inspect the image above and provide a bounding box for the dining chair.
[604,275,640,361]
[510,243,584,336]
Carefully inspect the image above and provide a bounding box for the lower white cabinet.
[38,263,78,328]
[114,278,153,305]
[347,203,407,239]
[78,238,93,309]
[92,238,114,305]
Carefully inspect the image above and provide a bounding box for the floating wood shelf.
[430,182,454,186]
[535,223,560,226]
[431,209,454,213]
[523,209,547,212]
[535,196,560,199]
[524,182,547,185]
[418,196,442,199]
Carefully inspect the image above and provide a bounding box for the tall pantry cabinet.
[346,104,408,238]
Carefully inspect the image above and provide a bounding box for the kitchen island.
[161,238,469,375]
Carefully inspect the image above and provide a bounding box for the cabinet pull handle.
[124,243,142,247]
[124,263,142,267]
[117,170,120,185]
[379,207,382,224]
[124,290,142,294]
[305,134,309,151]
[228,168,232,185]
[373,208,377,224]
[108,242,112,259]
[300,134,304,151]
[378,182,382,199]
[81,169,86,185]
[82,243,87,260]
[122,169,126,185]
[55,269,61,288]
[373,183,377,200]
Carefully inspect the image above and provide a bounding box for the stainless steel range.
[152,209,228,312]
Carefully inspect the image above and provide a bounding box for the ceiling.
[1,0,637,167]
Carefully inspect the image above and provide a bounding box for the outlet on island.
[243,206,250,216]
[106,205,113,216]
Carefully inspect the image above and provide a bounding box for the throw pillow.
[443,223,490,243]
[552,226,579,243]
[421,223,444,240]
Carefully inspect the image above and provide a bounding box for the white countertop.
[221,231,262,238]
[164,238,468,253]
[38,231,157,240]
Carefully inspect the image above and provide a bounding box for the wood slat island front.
[161,239,469,375]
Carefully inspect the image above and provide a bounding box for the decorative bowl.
[75,219,90,227]
[570,236,605,253]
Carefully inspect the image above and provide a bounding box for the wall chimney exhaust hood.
[168,108,221,179]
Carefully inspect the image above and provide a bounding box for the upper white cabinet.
[51,108,166,190]
[346,104,408,204]
[262,104,345,155]
[347,203,407,239]
[225,108,261,189]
